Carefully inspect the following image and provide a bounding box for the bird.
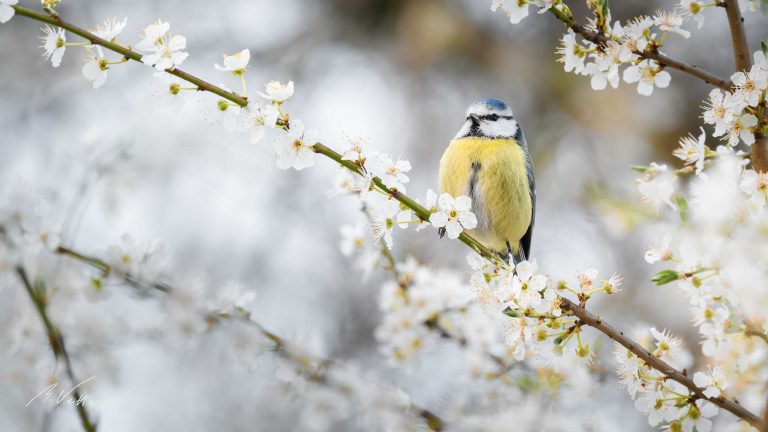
[438,98,535,264]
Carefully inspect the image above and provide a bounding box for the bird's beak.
[469,114,480,124]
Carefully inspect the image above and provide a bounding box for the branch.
[11,5,248,108]
[15,266,98,432]
[722,0,751,71]
[312,144,500,262]
[548,7,732,90]
[744,319,768,345]
[54,246,444,431]
[8,4,762,427]
[560,298,762,428]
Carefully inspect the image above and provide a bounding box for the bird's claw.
[438,227,446,239]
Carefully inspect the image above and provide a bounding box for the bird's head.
[454,98,519,140]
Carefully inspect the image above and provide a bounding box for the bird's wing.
[518,131,535,261]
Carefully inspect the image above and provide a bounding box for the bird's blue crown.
[467,98,514,117]
[478,98,508,111]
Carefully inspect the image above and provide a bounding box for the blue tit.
[438,98,535,264]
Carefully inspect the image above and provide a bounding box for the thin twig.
[15,266,98,432]
[54,246,444,431]
[560,298,762,428]
[548,7,732,90]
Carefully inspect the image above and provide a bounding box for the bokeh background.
[1,0,766,431]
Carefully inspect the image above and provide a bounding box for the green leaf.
[652,269,679,286]
[630,165,649,174]
[600,0,610,17]
[504,308,521,318]
[761,40,768,56]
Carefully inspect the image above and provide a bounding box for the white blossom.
[673,127,707,174]
[136,20,188,71]
[491,0,529,24]
[414,189,437,231]
[151,72,186,112]
[370,199,400,249]
[244,103,279,143]
[214,49,250,75]
[556,30,587,74]
[702,89,744,137]
[693,366,726,398]
[92,17,127,41]
[653,10,690,38]
[370,153,411,191]
[40,25,66,68]
[725,113,758,146]
[623,60,671,96]
[82,48,109,89]
[201,93,245,132]
[680,400,717,432]
[649,327,690,368]
[340,136,368,165]
[258,80,295,103]
[731,67,768,107]
[618,16,653,53]
[645,234,672,263]
[429,193,477,239]
[0,0,17,24]
[678,0,706,28]
[739,169,767,208]
[637,163,677,211]
[339,223,366,257]
[273,119,317,170]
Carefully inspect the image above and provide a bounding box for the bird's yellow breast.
[439,137,532,253]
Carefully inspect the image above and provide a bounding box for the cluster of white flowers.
[469,257,622,362]
[614,331,719,431]
[635,152,768,427]
[30,14,303,166]
[701,51,768,147]
[492,0,767,99]
[556,16,678,96]
[330,136,477,250]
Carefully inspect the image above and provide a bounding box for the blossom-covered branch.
[559,298,762,427]
[11,5,247,106]
[547,5,732,90]
[9,4,500,265]
[54,246,445,431]
[15,266,98,432]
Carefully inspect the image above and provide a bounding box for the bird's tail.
[505,241,527,266]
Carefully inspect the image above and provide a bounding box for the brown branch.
[15,266,98,432]
[722,0,751,71]
[560,298,762,428]
[548,7,732,90]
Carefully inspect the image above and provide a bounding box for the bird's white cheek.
[479,118,518,138]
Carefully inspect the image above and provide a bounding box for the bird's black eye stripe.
[466,114,514,121]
